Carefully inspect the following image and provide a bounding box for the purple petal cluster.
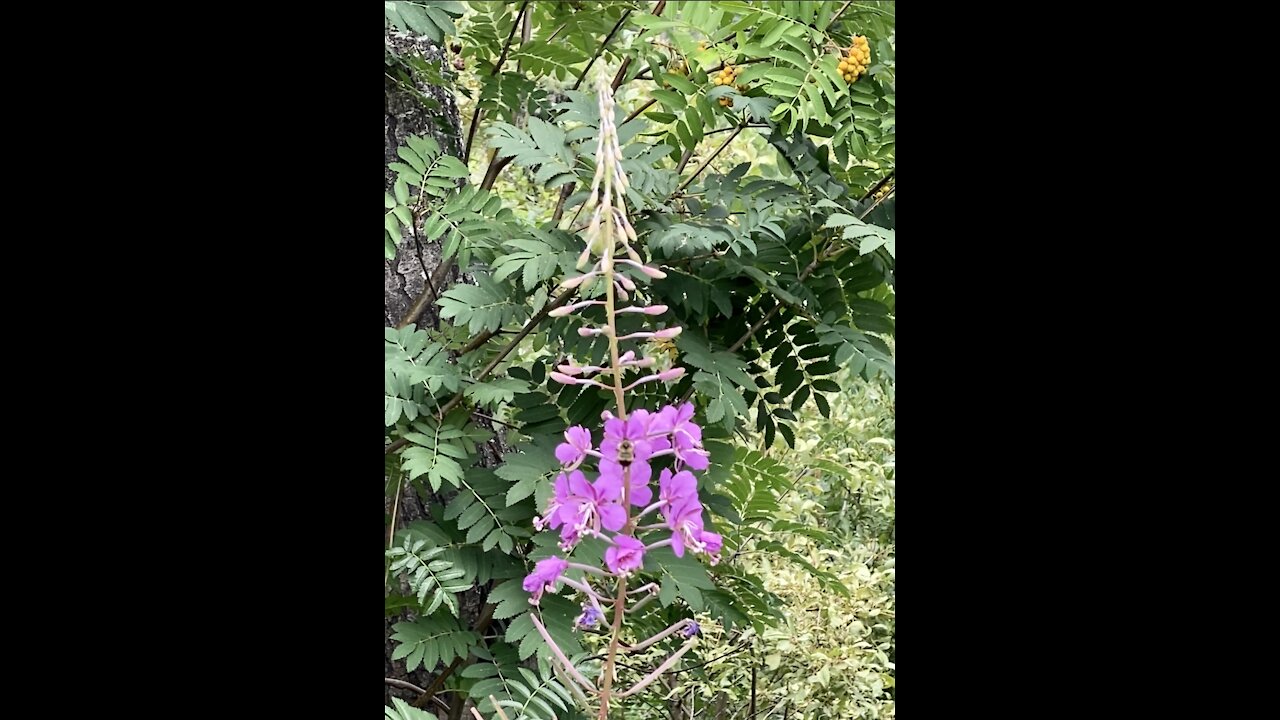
[526,401,721,605]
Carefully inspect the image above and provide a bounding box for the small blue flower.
[681,621,700,638]
[576,605,604,628]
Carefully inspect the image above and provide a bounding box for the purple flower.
[665,495,720,560]
[676,444,710,471]
[601,411,656,462]
[658,468,697,514]
[555,426,593,468]
[534,472,574,533]
[523,556,569,604]
[604,534,646,574]
[576,605,604,628]
[696,529,723,565]
[682,621,700,638]
[600,455,653,507]
[554,470,626,549]
[656,402,709,470]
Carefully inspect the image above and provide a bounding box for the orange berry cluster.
[713,64,741,105]
[838,35,871,84]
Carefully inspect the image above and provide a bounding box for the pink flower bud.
[657,367,686,381]
[653,327,683,340]
[549,305,574,317]
[560,272,596,290]
[618,274,637,291]
[639,265,667,279]
[550,372,580,385]
[557,364,584,376]
[578,327,600,337]
[643,305,669,315]
[619,351,636,363]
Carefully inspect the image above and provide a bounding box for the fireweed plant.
[522,75,721,719]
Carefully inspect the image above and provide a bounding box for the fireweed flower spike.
[522,72,723,719]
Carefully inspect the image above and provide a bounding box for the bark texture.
[384,29,514,717]
[384,31,463,330]
[384,29,465,712]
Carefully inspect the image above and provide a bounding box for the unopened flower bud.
[654,326,683,340]
[560,272,596,290]
[657,367,686,381]
[550,372,579,385]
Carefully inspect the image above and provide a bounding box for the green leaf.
[661,73,698,95]
[812,378,840,393]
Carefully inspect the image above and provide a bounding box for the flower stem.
[594,73,635,718]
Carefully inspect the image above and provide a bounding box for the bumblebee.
[616,440,635,466]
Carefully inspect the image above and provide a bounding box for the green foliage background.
[385,1,894,717]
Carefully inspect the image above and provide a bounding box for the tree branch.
[493,1,529,77]
[551,183,576,224]
[573,9,634,91]
[675,123,745,195]
[827,0,855,30]
[622,98,657,126]
[859,169,894,203]
[463,1,530,163]
[434,289,575,420]
[386,678,426,695]
[608,1,667,92]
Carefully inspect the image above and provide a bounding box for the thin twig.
[574,10,634,91]
[676,147,694,173]
[610,57,632,91]
[551,183,575,224]
[433,289,575,420]
[463,107,485,165]
[706,123,768,135]
[669,641,751,674]
[609,0,667,91]
[472,411,520,430]
[617,638,698,698]
[397,256,455,329]
[827,0,855,30]
[463,2,528,162]
[859,169,894,203]
[386,678,426,695]
[675,123,745,195]
[493,1,528,78]
[468,0,529,165]
[622,98,657,125]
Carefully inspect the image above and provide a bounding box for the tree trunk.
[384,31,464,331]
[384,28,466,712]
